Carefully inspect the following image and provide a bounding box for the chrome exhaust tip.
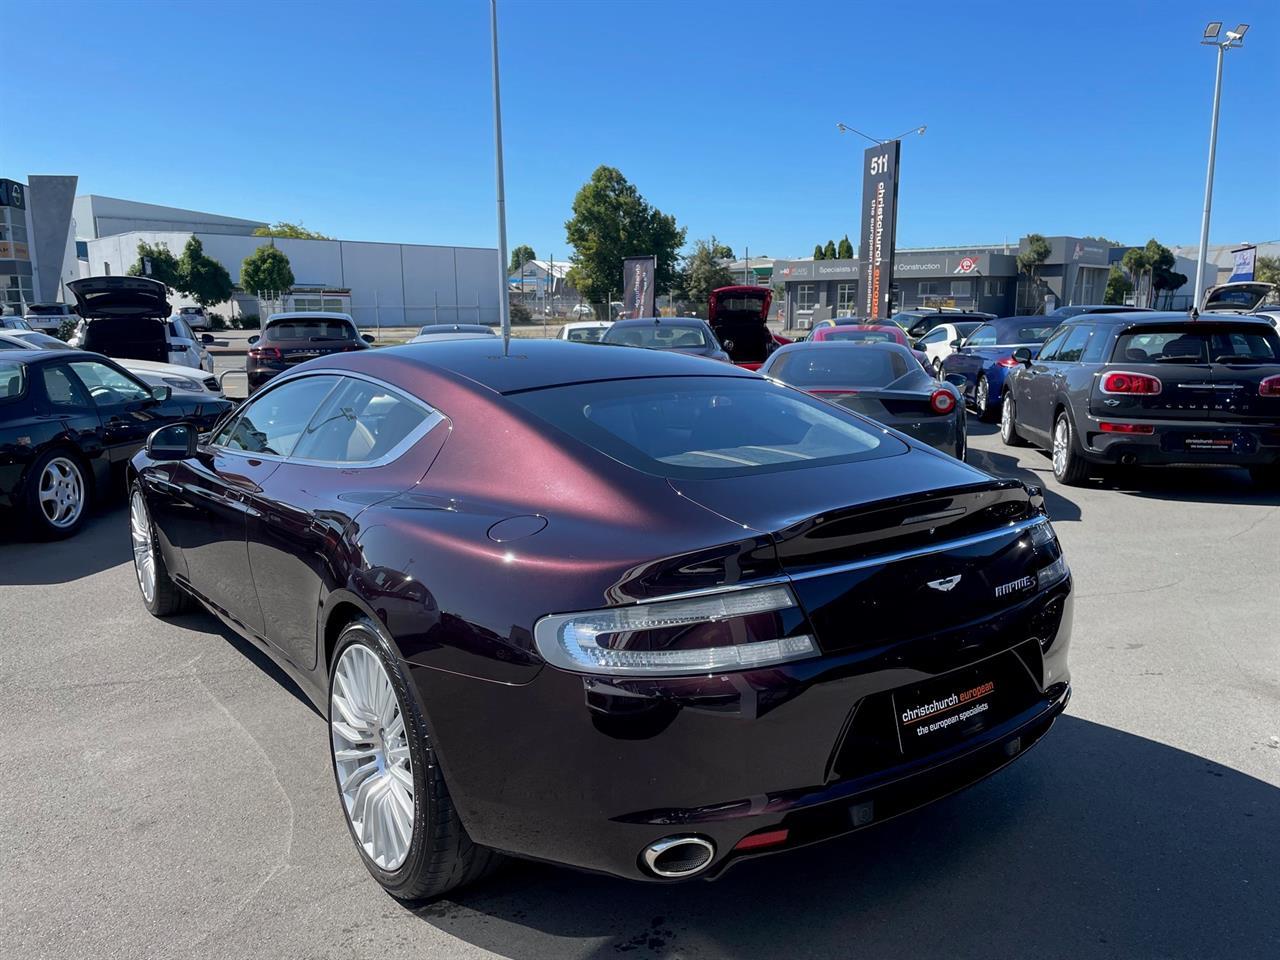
[641,836,716,878]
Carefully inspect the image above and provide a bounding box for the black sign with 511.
[858,142,900,321]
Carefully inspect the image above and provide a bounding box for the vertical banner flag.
[1228,245,1256,283]
[623,255,657,319]
[859,141,901,321]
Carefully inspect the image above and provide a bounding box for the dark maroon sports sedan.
[127,338,1073,899]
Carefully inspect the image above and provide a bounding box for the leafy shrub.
[208,312,228,331]
[509,300,533,324]
[56,318,77,342]
[239,313,261,329]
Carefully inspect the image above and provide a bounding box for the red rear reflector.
[996,356,1020,368]
[1260,375,1280,397]
[734,828,789,851]
[929,389,956,414]
[1101,370,1162,395]
[1099,422,1155,434]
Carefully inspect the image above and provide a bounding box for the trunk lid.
[68,276,170,319]
[669,451,1051,653]
[708,286,774,365]
[1202,281,1273,314]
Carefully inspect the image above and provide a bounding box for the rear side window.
[0,361,25,400]
[1112,325,1280,364]
[291,377,432,463]
[265,319,356,341]
[215,375,340,456]
[508,375,906,479]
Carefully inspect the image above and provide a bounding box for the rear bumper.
[407,582,1073,882]
[1081,415,1280,466]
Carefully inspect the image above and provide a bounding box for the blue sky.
[10,0,1279,260]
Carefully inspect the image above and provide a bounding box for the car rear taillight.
[248,346,282,361]
[533,584,817,676]
[1260,375,1280,397]
[1098,422,1155,434]
[1101,370,1162,395]
[996,356,1020,368]
[929,389,956,414]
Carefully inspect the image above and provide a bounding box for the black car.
[1000,312,1280,485]
[0,349,232,537]
[247,313,372,393]
[761,341,967,459]
[1045,305,1155,320]
[602,317,731,362]
[897,310,997,339]
[128,338,1071,899]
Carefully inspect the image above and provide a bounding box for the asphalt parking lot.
[2,423,1278,960]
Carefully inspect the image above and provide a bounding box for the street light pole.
[489,0,511,342]
[1193,22,1249,310]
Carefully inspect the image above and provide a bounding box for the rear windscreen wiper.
[1154,354,1206,363]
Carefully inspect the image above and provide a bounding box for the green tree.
[823,239,838,260]
[837,235,854,260]
[681,237,739,307]
[1255,256,1280,303]
[176,236,233,307]
[251,221,333,240]
[508,244,537,274]
[1104,264,1133,305]
[125,241,181,290]
[564,166,686,308]
[240,244,296,297]
[813,244,825,260]
[1017,233,1052,311]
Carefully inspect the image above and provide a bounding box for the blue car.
[940,317,1058,421]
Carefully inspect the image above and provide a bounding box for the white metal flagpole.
[490,0,511,345]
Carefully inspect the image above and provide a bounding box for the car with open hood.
[1200,281,1274,316]
[66,277,216,372]
[708,285,790,369]
[127,337,1071,900]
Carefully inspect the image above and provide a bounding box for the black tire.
[1249,463,1280,487]
[22,448,92,540]
[1051,411,1089,485]
[1000,392,1029,447]
[328,619,501,901]
[975,375,999,422]
[129,481,190,617]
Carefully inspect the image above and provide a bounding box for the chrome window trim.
[205,369,446,469]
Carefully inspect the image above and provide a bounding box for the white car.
[410,323,498,344]
[0,330,223,397]
[176,306,211,330]
[569,304,595,319]
[23,303,76,332]
[1252,310,1280,328]
[913,320,986,375]
[557,320,612,343]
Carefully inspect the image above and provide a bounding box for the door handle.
[146,476,182,494]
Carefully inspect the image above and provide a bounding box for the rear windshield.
[1112,324,1280,364]
[824,328,900,344]
[953,321,981,337]
[565,326,607,342]
[769,348,911,388]
[26,305,70,316]
[604,324,708,348]
[0,360,26,400]
[996,321,1056,343]
[507,376,904,479]
[13,332,66,350]
[265,318,356,341]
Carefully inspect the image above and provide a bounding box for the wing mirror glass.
[950,339,964,349]
[362,334,375,344]
[1013,347,1033,365]
[945,373,966,388]
[149,385,171,402]
[145,421,197,460]
[247,334,260,345]
[200,333,215,345]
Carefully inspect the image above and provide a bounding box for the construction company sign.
[859,140,901,320]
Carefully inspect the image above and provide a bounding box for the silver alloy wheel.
[331,643,415,872]
[1053,417,1069,476]
[130,490,156,604]
[38,456,85,529]
[975,376,989,414]
[1001,394,1014,440]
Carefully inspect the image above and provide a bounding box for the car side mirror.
[1013,347,1033,365]
[247,334,260,345]
[950,339,963,349]
[200,333,215,345]
[722,337,736,352]
[362,334,375,344]
[145,421,197,460]
[149,385,172,402]
[945,373,966,388]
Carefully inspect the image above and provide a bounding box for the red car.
[708,285,791,370]
[810,323,931,369]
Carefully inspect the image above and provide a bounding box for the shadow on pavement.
[414,716,1279,959]
[965,422,1082,522]
[0,504,131,584]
